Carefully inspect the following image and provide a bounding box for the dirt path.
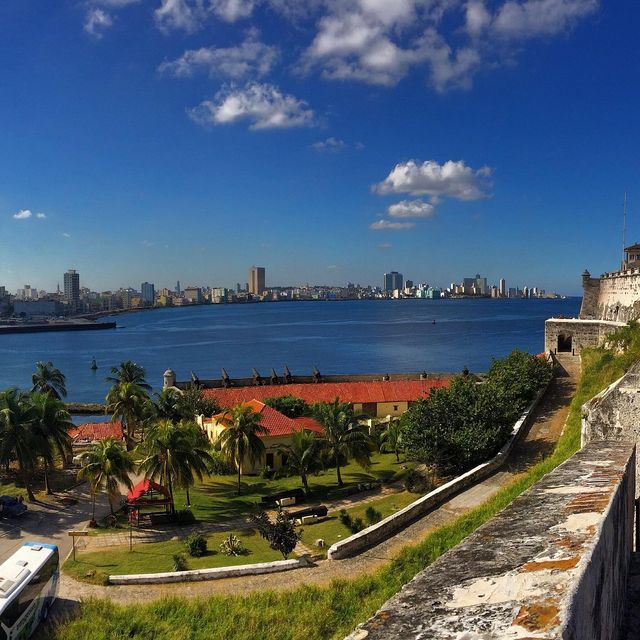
[57,359,579,607]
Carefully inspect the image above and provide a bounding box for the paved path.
[57,359,579,607]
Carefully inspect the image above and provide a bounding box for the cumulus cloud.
[13,209,32,220]
[311,137,346,152]
[370,219,415,230]
[388,199,435,218]
[154,0,206,33]
[374,159,492,200]
[159,31,278,79]
[36,212,46,219]
[189,82,315,130]
[211,0,255,21]
[83,8,114,38]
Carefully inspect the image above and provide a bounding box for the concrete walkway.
[57,359,579,607]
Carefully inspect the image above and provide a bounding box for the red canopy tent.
[126,479,173,525]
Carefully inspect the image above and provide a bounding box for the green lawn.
[64,529,287,585]
[301,491,420,552]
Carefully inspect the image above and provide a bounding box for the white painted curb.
[109,556,309,585]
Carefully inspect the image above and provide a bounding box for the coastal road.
[56,355,581,606]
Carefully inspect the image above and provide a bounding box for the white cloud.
[159,32,278,79]
[465,0,491,36]
[62,232,71,238]
[374,159,492,200]
[13,209,32,220]
[312,137,346,152]
[388,199,435,218]
[189,82,315,130]
[492,0,599,39]
[90,0,140,6]
[36,212,46,219]
[378,242,392,250]
[83,8,114,38]
[211,0,255,21]
[154,0,206,33]
[370,219,415,230]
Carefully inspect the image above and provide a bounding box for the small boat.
[90,357,98,370]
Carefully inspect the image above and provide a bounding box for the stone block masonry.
[345,442,635,640]
[544,318,625,355]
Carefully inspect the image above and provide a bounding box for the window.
[266,453,274,468]
[393,405,399,412]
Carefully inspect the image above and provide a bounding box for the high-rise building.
[499,278,506,297]
[63,269,80,310]
[383,271,403,292]
[249,266,266,295]
[141,282,155,306]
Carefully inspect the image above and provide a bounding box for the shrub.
[260,466,275,480]
[263,395,310,418]
[404,469,428,493]
[350,517,365,533]
[365,506,382,525]
[251,508,300,559]
[184,533,207,557]
[338,509,367,533]
[172,553,188,572]
[174,509,196,525]
[219,534,247,557]
[338,509,352,529]
[207,449,234,475]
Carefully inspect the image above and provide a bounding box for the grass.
[89,452,412,534]
[0,467,79,502]
[63,529,287,585]
[51,330,640,640]
[301,491,420,553]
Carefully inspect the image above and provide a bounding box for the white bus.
[0,542,59,640]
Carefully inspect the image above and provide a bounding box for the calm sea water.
[0,298,581,403]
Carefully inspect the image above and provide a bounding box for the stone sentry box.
[346,442,635,640]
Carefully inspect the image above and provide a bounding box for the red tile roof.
[203,379,448,408]
[210,400,324,438]
[69,421,124,442]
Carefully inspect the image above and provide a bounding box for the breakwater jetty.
[0,320,116,335]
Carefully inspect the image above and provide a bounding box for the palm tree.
[105,381,148,449]
[153,388,185,423]
[106,360,151,391]
[78,438,134,522]
[0,389,37,501]
[215,404,268,495]
[31,361,67,399]
[276,429,323,496]
[30,392,73,494]
[380,419,403,462]
[137,420,212,511]
[313,399,371,487]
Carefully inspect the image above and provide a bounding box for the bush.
[338,509,352,528]
[350,517,365,533]
[263,395,310,418]
[207,449,234,475]
[365,506,382,525]
[172,553,188,571]
[184,533,207,557]
[338,509,367,533]
[174,509,196,525]
[219,534,247,557]
[404,469,428,493]
[260,466,275,480]
[251,508,301,559]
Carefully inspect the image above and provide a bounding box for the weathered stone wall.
[544,319,624,355]
[345,442,635,640]
[596,270,640,322]
[582,362,640,494]
[579,271,602,319]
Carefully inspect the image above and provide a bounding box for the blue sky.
[0,0,638,295]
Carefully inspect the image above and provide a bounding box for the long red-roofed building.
[68,421,124,443]
[203,379,448,419]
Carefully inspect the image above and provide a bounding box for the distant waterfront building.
[499,278,506,298]
[184,287,203,304]
[383,271,403,292]
[141,282,155,306]
[175,281,181,295]
[63,269,80,311]
[249,266,266,295]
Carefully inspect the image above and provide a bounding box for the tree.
[312,399,371,487]
[137,420,212,512]
[153,388,186,424]
[276,429,323,496]
[215,404,268,495]
[78,437,134,522]
[30,392,73,494]
[0,389,37,501]
[251,507,301,559]
[31,361,67,400]
[380,419,403,462]
[106,361,151,391]
[105,381,148,449]
[179,386,220,421]
[264,395,310,418]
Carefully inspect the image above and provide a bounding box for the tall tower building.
[249,266,266,295]
[63,269,80,311]
[141,282,155,306]
[499,278,506,297]
[383,271,403,292]
[175,281,181,295]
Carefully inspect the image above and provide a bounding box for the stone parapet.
[346,442,635,640]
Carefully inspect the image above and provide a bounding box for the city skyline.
[2,2,638,296]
